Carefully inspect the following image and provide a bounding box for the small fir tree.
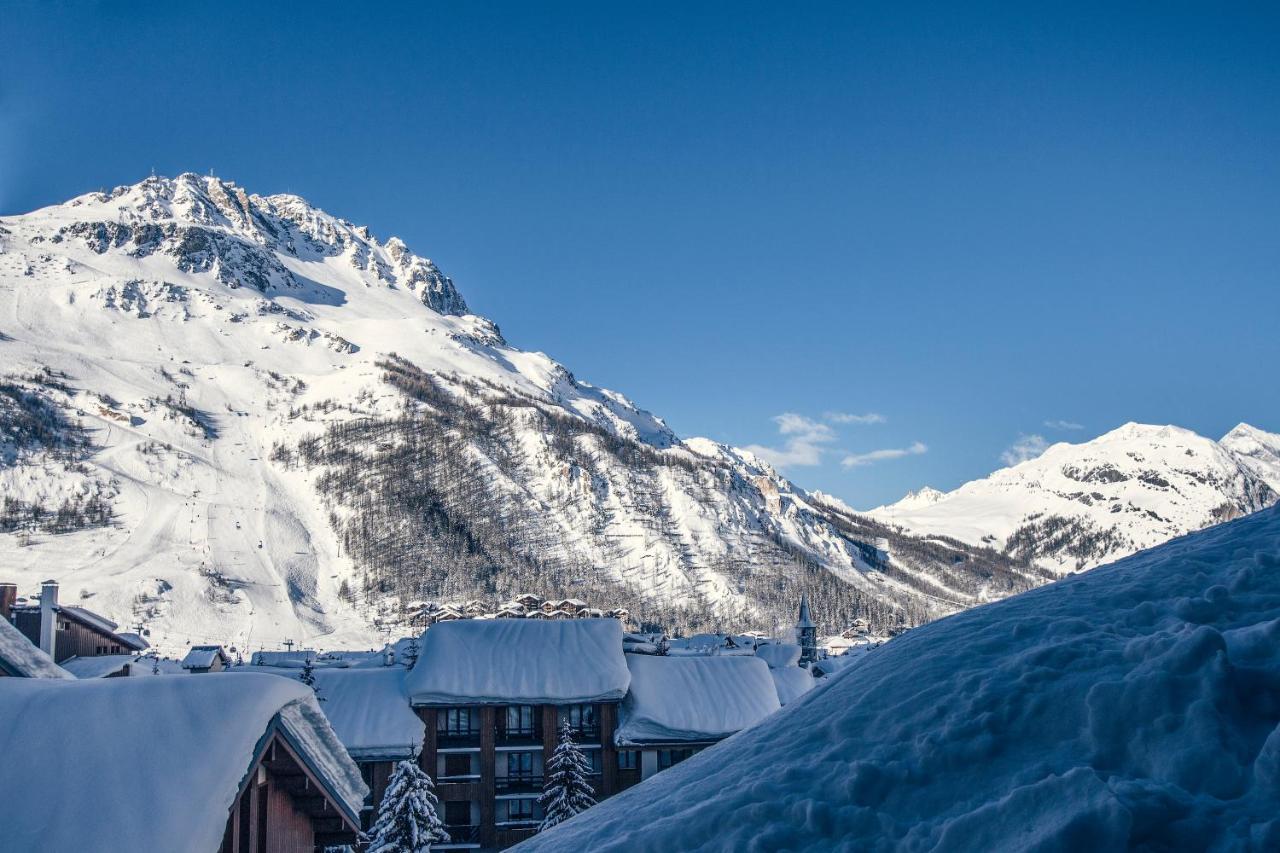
[539,721,597,831]
[367,759,449,853]
[299,657,316,687]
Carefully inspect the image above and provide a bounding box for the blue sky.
[3,1,1278,507]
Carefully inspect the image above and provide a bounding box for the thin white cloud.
[823,411,886,425]
[743,413,836,468]
[841,441,928,468]
[1001,434,1049,466]
[1043,419,1083,431]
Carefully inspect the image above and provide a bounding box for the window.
[565,704,598,734]
[438,708,478,736]
[443,800,471,827]
[618,750,638,771]
[444,753,471,778]
[505,799,535,822]
[507,751,535,778]
[585,748,602,775]
[504,705,536,737]
[657,748,695,771]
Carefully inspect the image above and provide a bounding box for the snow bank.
[616,653,780,745]
[518,507,1280,852]
[0,616,71,679]
[0,673,367,851]
[312,667,425,760]
[406,618,629,705]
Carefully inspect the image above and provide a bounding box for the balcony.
[566,725,601,742]
[436,730,481,748]
[496,726,542,747]
[439,824,480,846]
[495,774,543,794]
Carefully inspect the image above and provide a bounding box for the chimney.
[0,583,16,622]
[39,580,59,659]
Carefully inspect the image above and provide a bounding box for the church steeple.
[795,594,818,664]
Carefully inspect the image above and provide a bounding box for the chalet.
[494,605,526,619]
[5,580,148,664]
[183,644,232,673]
[0,609,72,679]
[511,593,541,609]
[404,618,632,850]
[0,674,366,852]
[614,653,780,781]
[539,600,559,616]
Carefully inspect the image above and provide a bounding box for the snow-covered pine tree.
[367,759,449,853]
[299,657,316,687]
[298,657,324,700]
[538,721,597,830]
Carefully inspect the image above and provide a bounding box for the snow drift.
[517,506,1280,852]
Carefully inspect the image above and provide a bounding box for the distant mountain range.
[1,175,1273,654]
[870,422,1278,573]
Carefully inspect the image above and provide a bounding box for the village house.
[404,618,633,850]
[2,580,148,664]
[0,673,366,852]
[182,644,232,673]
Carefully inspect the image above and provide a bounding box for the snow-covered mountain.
[0,174,1039,654]
[870,422,1279,573]
[518,505,1280,853]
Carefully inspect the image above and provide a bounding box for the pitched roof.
[0,618,72,679]
[181,645,230,669]
[406,618,630,705]
[0,674,366,851]
[616,653,781,745]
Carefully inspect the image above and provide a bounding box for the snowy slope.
[870,422,1277,573]
[517,505,1280,853]
[0,175,1052,654]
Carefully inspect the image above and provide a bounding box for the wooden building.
[6,579,148,663]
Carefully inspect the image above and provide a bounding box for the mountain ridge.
[1,174,1272,653]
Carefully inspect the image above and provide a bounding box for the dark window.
[585,748,602,775]
[95,645,106,655]
[618,749,638,771]
[444,800,471,826]
[507,751,534,777]
[657,748,695,771]
[444,753,471,777]
[437,708,478,735]
[506,799,535,822]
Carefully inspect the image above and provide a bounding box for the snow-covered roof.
[59,653,138,678]
[615,653,780,746]
[0,673,367,851]
[181,645,229,669]
[753,641,801,669]
[406,618,629,705]
[520,506,1280,852]
[311,667,425,760]
[769,664,815,705]
[0,617,72,679]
